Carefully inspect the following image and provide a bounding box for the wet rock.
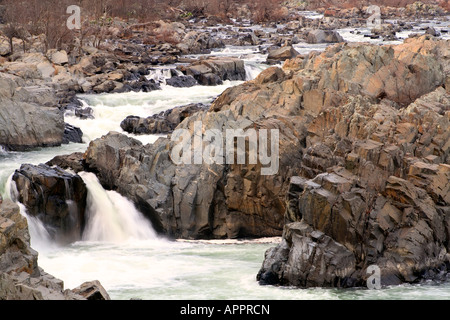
[0,200,106,300]
[266,46,299,64]
[62,123,83,144]
[75,106,94,120]
[46,152,86,173]
[185,57,246,86]
[425,26,440,37]
[306,29,344,44]
[166,75,198,88]
[72,280,111,300]
[120,103,208,135]
[12,164,87,244]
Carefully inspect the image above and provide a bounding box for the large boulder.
[306,29,344,44]
[12,164,87,244]
[185,57,246,86]
[0,74,64,151]
[266,46,300,64]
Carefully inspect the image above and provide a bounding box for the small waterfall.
[79,172,158,242]
[17,203,55,252]
[245,63,265,81]
[5,173,17,201]
[146,68,177,85]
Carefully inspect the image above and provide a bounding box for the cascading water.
[17,203,55,252]
[146,67,179,85]
[79,172,158,242]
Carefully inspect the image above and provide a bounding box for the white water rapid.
[79,172,158,242]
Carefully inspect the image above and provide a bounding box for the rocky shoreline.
[0,1,449,298]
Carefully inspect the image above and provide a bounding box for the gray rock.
[72,280,111,300]
[12,164,87,244]
[166,75,198,88]
[120,103,208,135]
[0,74,64,151]
[63,123,83,144]
[306,29,344,44]
[266,46,299,64]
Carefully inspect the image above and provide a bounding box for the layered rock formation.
[0,200,108,300]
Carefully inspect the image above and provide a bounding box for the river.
[1,17,450,300]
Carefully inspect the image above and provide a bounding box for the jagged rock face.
[257,36,450,288]
[12,164,87,244]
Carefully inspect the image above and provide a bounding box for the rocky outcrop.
[60,36,449,271]
[0,74,64,151]
[256,36,450,288]
[0,200,108,300]
[266,46,300,64]
[184,57,246,86]
[46,152,86,173]
[120,103,208,135]
[12,164,87,244]
[63,123,83,144]
[72,280,111,300]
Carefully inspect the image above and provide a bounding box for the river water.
[1,17,450,300]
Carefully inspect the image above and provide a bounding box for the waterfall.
[245,63,265,81]
[79,172,158,242]
[17,203,55,252]
[146,68,176,85]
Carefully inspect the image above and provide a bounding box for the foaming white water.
[17,203,55,252]
[79,171,158,242]
[245,64,264,80]
[66,82,240,144]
